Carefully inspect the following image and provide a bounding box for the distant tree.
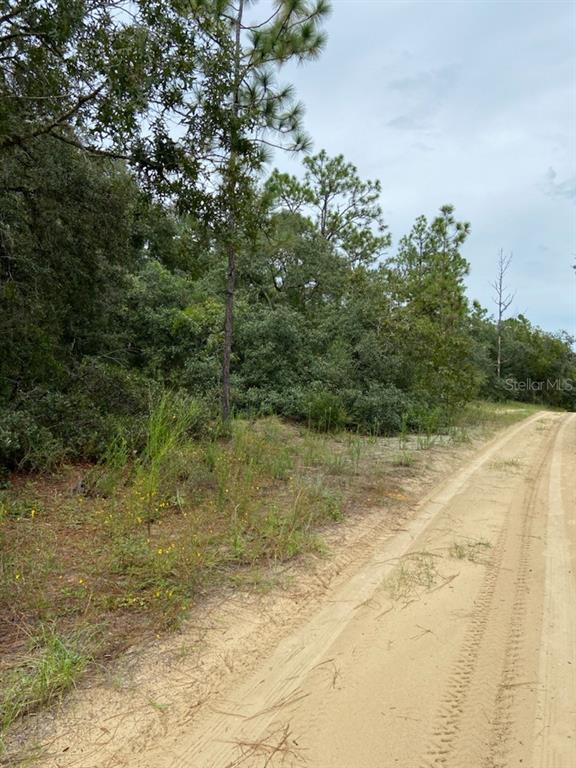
[266,150,390,266]
[490,249,515,380]
[388,206,476,411]
[498,316,576,408]
[247,211,343,311]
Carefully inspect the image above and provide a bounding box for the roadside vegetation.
[1,0,574,752]
[0,399,539,748]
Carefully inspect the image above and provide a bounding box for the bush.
[306,391,347,433]
[13,388,119,460]
[72,358,157,417]
[405,399,448,434]
[0,410,65,471]
[0,358,214,471]
[347,385,413,435]
[234,386,308,421]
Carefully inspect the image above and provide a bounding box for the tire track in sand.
[532,413,576,768]
[422,415,566,768]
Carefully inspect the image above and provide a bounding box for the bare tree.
[490,249,515,380]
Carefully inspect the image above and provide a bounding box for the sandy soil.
[19,411,576,768]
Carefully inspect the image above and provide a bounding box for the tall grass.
[0,627,90,747]
[130,393,200,535]
[454,400,542,431]
[84,430,130,497]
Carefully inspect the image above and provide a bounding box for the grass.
[0,411,379,748]
[0,626,90,748]
[385,552,441,601]
[454,400,546,432]
[489,457,523,471]
[416,433,439,451]
[0,398,539,748]
[448,425,472,445]
[448,539,491,563]
[387,538,493,602]
[391,450,416,467]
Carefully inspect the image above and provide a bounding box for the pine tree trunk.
[220,0,243,422]
[222,240,236,421]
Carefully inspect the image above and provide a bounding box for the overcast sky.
[274,0,576,336]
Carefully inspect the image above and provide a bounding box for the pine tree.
[190,0,331,419]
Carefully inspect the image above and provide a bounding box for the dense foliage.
[1,1,574,471]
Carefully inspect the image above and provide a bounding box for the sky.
[273,0,576,336]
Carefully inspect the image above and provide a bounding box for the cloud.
[388,66,458,94]
[412,141,434,152]
[387,113,430,131]
[541,167,576,201]
[386,66,458,132]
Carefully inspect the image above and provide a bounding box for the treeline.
[1,0,574,471]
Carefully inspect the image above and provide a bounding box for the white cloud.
[542,167,576,201]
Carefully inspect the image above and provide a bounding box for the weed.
[446,424,472,445]
[416,433,438,450]
[84,431,130,497]
[129,392,199,535]
[107,532,196,624]
[449,539,491,563]
[306,392,347,433]
[456,401,543,433]
[0,525,58,617]
[0,493,43,522]
[148,698,170,714]
[227,568,287,592]
[223,480,341,566]
[0,627,90,740]
[345,434,364,473]
[489,458,522,472]
[391,451,415,467]
[302,482,344,523]
[325,452,347,475]
[398,415,409,451]
[386,552,440,601]
[300,431,331,468]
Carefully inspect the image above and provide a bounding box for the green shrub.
[13,388,118,460]
[0,358,212,471]
[73,358,156,417]
[234,387,308,421]
[0,410,65,471]
[347,385,413,434]
[406,401,447,434]
[306,391,347,433]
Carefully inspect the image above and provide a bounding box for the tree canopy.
[1,1,574,471]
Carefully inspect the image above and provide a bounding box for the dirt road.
[37,411,576,768]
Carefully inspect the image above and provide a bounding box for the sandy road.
[131,411,574,768]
